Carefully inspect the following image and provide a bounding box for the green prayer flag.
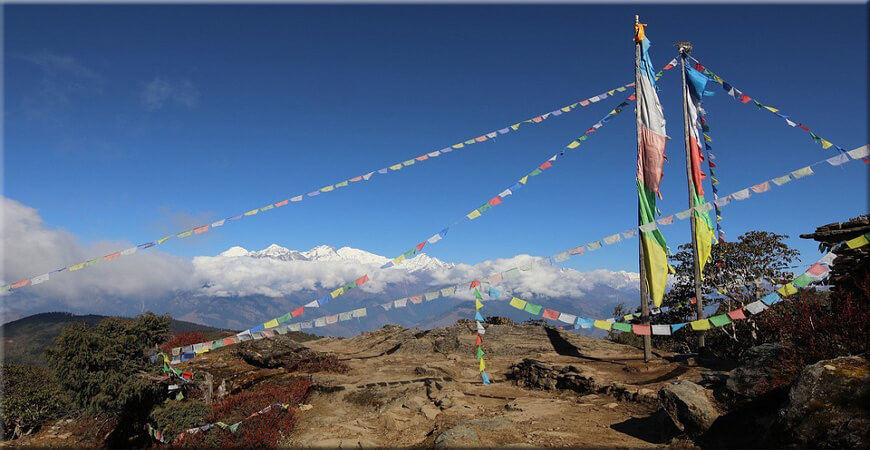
[476,346,484,359]
[277,313,293,323]
[578,135,588,141]
[473,288,482,299]
[229,422,241,433]
[529,168,542,176]
[792,273,813,288]
[612,322,632,332]
[335,180,349,187]
[709,314,732,327]
[524,303,542,315]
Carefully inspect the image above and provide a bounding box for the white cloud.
[15,51,103,118]
[140,77,199,111]
[1,197,197,314]
[2,196,639,320]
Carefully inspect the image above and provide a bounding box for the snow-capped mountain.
[218,244,453,272]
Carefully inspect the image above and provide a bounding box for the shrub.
[149,400,210,438]
[760,275,870,387]
[1,363,70,438]
[173,378,312,448]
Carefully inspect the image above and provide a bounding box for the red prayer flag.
[542,308,560,321]
[700,116,706,124]
[11,279,30,289]
[488,196,503,206]
[693,62,705,71]
[475,334,482,346]
[415,242,426,252]
[470,280,480,288]
[586,128,596,134]
[797,124,810,131]
[410,295,423,304]
[739,94,752,104]
[349,176,363,182]
[355,275,369,286]
[863,158,870,164]
[628,94,636,101]
[807,263,828,277]
[291,306,305,318]
[663,63,675,70]
[415,155,429,161]
[632,324,651,336]
[104,252,121,261]
[275,199,289,207]
[181,371,193,380]
[709,161,717,168]
[194,225,209,235]
[727,309,747,320]
[539,161,553,170]
[532,116,543,123]
[224,338,235,346]
[475,136,488,142]
[690,297,697,304]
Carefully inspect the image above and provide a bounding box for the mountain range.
[4,243,640,338]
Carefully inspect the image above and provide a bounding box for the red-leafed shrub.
[286,354,350,374]
[172,378,312,448]
[160,332,208,353]
[759,275,870,388]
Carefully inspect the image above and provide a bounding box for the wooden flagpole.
[635,15,652,363]
[678,43,706,350]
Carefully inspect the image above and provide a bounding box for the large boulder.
[775,355,870,448]
[726,343,785,398]
[658,380,721,439]
[237,336,312,368]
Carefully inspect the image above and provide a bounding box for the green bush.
[1,363,71,438]
[148,400,210,438]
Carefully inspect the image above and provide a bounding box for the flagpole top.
[635,15,639,23]
[677,41,693,55]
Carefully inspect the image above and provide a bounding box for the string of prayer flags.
[2,78,646,296]
[690,56,845,156]
[470,283,490,385]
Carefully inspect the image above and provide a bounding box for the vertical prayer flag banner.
[683,63,717,273]
[635,25,672,307]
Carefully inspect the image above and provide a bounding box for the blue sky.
[4,3,868,278]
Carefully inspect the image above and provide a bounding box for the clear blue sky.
[4,4,868,276]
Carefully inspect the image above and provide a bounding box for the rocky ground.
[6,320,867,448]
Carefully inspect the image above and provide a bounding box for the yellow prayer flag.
[560,106,571,112]
[713,75,723,83]
[330,288,343,298]
[452,143,464,149]
[511,124,520,131]
[475,299,484,310]
[607,89,615,95]
[703,134,712,142]
[777,283,798,297]
[820,139,833,149]
[244,209,259,216]
[690,319,711,331]
[509,297,526,310]
[389,164,402,170]
[264,319,279,329]
[320,185,334,192]
[68,263,86,271]
[519,176,528,184]
[393,254,406,264]
[593,320,612,331]
[479,358,486,372]
[764,106,779,113]
[566,140,580,149]
[846,234,870,249]
[158,236,172,244]
[466,210,482,220]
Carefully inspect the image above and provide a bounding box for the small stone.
[298,404,313,411]
[605,402,618,409]
[823,364,836,371]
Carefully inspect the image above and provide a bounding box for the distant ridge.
[1,312,232,366]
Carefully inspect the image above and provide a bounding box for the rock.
[604,402,618,409]
[659,380,721,439]
[509,359,596,393]
[237,336,312,368]
[775,355,870,448]
[726,343,785,398]
[434,426,480,447]
[298,404,313,411]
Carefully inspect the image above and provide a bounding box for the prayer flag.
[709,314,731,327]
[847,145,869,159]
[846,234,870,249]
[790,167,814,179]
[776,283,798,297]
[792,273,813,288]
[467,210,482,220]
[772,175,792,186]
[542,308,560,320]
[731,189,750,200]
[558,313,576,324]
[509,297,527,310]
[807,263,828,278]
[744,301,767,315]
[593,320,612,331]
[690,319,711,331]
[632,324,651,335]
[750,182,771,194]
[613,323,632,332]
[568,246,585,255]
[355,274,369,285]
[524,302,542,315]
[651,324,671,335]
[291,306,304,317]
[264,319,279,329]
[727,309,746,320]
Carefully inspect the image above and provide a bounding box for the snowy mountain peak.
[219,246,250,257]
